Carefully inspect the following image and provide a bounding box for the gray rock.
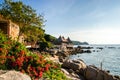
[68,69,74,73]
[85,66,98,80]
[114,75,120,80]
[61,68,70,75]
[62,59,87,73]
[85,66,118,80]
[0,70,31,80]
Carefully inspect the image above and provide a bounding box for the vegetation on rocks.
[0,31,68,80]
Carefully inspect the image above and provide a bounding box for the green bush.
[39,41,52,51]
[0,32,68,80]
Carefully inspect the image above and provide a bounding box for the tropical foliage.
[0,0,46,45]
[0,31,68,80]
[44,34,56,42]
[22,26,45,43]
[0,0,44,29]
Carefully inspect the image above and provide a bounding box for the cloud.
[68,28,120,44]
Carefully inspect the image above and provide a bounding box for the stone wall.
[0,20,19,40]
[9,21,19,40]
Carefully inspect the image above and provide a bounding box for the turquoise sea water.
[70,45,120,75]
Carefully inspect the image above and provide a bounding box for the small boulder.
[0,70,31,80]
[61,68,70,75]
[114,75,120,80]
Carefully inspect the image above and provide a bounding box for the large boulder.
[85,65,118,80]
[61,68,85,80]
[0,70,31,80]
[96,70,118,80]
[85,66,99,80]
[62,59,87,75]
[114,75,120,80]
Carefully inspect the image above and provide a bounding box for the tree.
[39,41,52,52]
[44,34,56,42]
[22,26,45,44]
[0,0,45,45]
[0,0,44,31]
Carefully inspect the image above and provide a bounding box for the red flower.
[39,71,43,78]
[35,78,39,80]
[25,57,28,62]
[43,60,46,63]
[33,69,38,76]
[0,48,2,51]
[45,64,50,71]
[53,66,58,69]
[37,67,42,71]
[39,55,43,59]
[20,50,25,56]
[41,68,44,72]
[45,66,48,71]
[15,57,24,67]
[29,66,33,71]
[37,60,41,64]
[7,56,14,59]
[0,60,5,64]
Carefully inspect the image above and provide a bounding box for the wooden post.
[100,62,102,70]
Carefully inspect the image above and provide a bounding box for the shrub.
[0,32,68,80]
[39,41,52,51]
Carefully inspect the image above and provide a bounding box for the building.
[0,15,19,41]
[54,36,73,51]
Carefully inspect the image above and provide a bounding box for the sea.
[69,44,120,75]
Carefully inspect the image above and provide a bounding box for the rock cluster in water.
[61,59,120,80]
[48,46,93,57]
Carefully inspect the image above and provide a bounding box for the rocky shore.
[0,55,120,80]
[47,55,120,80]
[61,59,120,80]
[48,46,93,59]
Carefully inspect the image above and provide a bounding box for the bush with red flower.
[0,31,68,80]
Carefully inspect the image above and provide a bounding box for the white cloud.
[68,28,120,44]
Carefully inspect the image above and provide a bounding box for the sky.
[1,0,120,44]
